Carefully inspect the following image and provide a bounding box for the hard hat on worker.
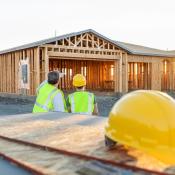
[105,90,175,164]
[73,74,86,87]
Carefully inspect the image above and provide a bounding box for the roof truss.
[47,32,122,51]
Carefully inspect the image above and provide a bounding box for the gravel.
[0,91,174,117]
[96,96,120,116]
[0,94,122,117]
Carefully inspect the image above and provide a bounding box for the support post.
[151,61,162,91]
[114,60,118,92]
[122,53,128,93]
[114,53,122,93]
[169,61,175,91]
[34,47,40,90]
[118,53,122,93]
[44,47,49,80]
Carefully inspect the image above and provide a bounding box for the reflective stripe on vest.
[70,92,93,115]
[35,101,49,111]
[87,93,93,114]
[69,94,75,113]
[35,88,58,111]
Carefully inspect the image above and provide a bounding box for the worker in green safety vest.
[33,71,67,113]
[67,74,98,115]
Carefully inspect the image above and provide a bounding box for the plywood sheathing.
[0,47,40,95]
[0,112,171,173]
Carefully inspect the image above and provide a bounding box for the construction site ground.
[0,92,121,117]
[0,92,175,174]
[0,91,175,117]
[0,112,174,175]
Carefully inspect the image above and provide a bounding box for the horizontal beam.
[128,58,160,63]
[41,44,122,54]
[48,51,120,60]
[49,56,116,62]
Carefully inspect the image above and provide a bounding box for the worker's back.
[67,91,95,115]
[33,83,59,113]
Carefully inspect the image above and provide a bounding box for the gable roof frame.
[0,29,129,55]
[0,29,175,57]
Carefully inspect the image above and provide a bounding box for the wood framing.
[39,32,123,93]
[0,29,175,95]
[0,48,40,95]
[127,55,175,91]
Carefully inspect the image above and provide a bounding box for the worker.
[67,74,98,115]
[33,71,67,113]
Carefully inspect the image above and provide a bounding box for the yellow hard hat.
[73,74,86,87]
[105,90,175,164]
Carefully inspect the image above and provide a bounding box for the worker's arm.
[53,92,67,112]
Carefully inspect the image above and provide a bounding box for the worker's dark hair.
[48,71,60,85]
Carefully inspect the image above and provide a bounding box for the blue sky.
[0,0,175,50]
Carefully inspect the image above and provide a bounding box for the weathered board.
[0,113,173,174]
[0,48,40,95]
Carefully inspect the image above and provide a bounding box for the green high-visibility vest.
[68,91,95,115]
[33,82,66,113]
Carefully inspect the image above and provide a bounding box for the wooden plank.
[10,53,13,93]
[9,53,12,93]
[48,51,119,60]
[114,60,118,92]
[34,47,40,92]
[13,52,16,93]
[0,113,170,173]
[144,63,148,89]
[118,53,122,92]
[130,63,133,90]
[0,56,1,92]
[1,55,3,92]
[0,55,2,92]
[5,54,8,92]
[6,54,8,92]
[14,52,18,94]
[121,53,128,93]
[44,47,49,80]
[138,63,140,88]
[26,49,31,95]
[4,54,6,92]
[3,55,5,92]
[0,55,3,92]
[151,62,161,90]
[29,49,34,95]
[172,61,175,90]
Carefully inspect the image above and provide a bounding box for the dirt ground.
[0,94,120,117]
[0,91,174,117]
[0,97,34,116]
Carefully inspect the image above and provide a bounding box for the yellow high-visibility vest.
[33,82,66,113]
[68,91,94,114]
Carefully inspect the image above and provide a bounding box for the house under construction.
[0,29,175,95]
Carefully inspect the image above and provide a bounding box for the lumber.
[0,112,171,174]
[0,31,174,95]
